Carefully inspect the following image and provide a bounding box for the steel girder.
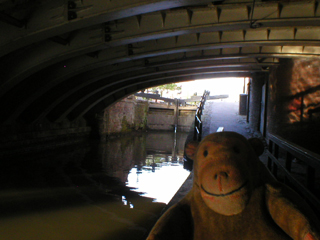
[7,58,275,124]
[0,0,213,57]
[1,0,319,58]
[1,0,320,125]
[69,70,255,122]
[4,1,320,95]
[80,71,252,121]
[46,67,264,122]
[29,57,275,122]
[2,34,320,98]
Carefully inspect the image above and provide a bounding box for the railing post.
[266,133,320,215]
[268,139,273,170]
[285,152,293,172]
[285,151,293,184]
[193,90,209,142]
[193,115,197,141]
[307,166,315,191]
[174,98,179,131]
[199,120,202,141]
[273,144,279,177]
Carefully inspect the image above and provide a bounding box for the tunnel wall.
[0,118,91,159]
[267,58,320,153]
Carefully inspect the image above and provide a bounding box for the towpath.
[201,99,261,139]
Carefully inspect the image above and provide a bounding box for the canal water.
[0,131,191,240]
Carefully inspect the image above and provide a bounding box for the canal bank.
[100,96,196,137]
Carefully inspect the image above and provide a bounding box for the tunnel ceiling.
[1,0,320,126]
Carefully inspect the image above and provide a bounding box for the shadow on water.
[0,131,190,240]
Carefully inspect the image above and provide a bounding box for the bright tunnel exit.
[151,77,249,102]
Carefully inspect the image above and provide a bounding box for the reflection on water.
[0,131,190,240]
[128,163,190,204]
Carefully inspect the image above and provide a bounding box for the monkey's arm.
[265,183,320,240]
[147,200,193,240]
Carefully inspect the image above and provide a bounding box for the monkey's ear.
[185,141,199,160]
[248,138,265,156]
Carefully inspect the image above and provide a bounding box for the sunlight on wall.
[288,59,320,123]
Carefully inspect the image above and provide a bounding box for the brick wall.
[267,58,320,153]
[101,97,149,136]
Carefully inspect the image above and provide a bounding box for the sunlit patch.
[288,59,320,123]
[121,195,134,208]
[126,164,190,204]
[122,195,128,205]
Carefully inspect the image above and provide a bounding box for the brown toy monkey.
[147,132,320,240]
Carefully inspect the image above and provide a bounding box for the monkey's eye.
[203,150,208,157]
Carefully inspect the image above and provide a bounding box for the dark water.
[0,131,190,240]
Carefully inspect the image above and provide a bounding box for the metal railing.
[267,133,320,214]
[193,90,210,142]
